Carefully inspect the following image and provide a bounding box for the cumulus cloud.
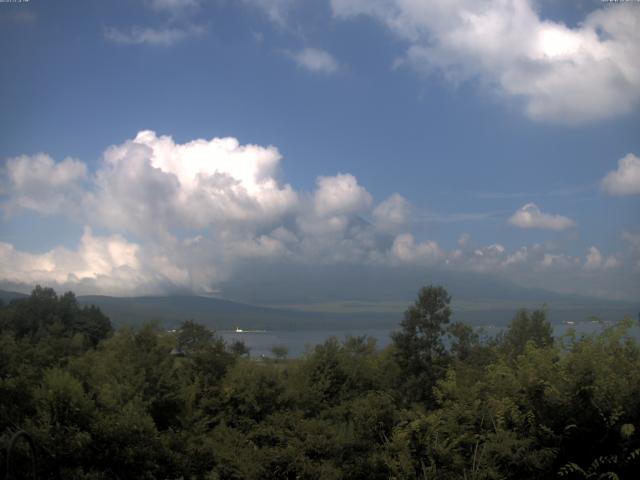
[601,153,640,195]
[458,242,578,274]
[0,228,147,295]
[331,0,640,125]
[372,193,411,233]
[1,153,87,216]
[405,233,623,287]
[295,173,374,253]
[0,132,381,293]
[104,25,205,46]
[89,130,298,237]
[584,246,619,271]
[1,131,635,299]
[289,48,340,74]
[313,173,371,217]
[389,233,443,265]
[508,203,576,231]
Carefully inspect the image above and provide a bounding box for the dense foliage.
[1,286,639,479]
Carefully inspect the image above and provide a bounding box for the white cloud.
[508,203,576,231]
[538,252,576,271]
[604,257,620,269]
[389,233,443,265]
[447,238,584,278]
[584,246,619,271]
[372,193,411,232]
[601,153,640,196]
[294,173,374,246]
[146,0,200,11]
[289,48,340,74]
[1,131,637,299]
[241,0,295,25]
[585,246,603,270]
[0,132,379,293]
[313,173,372,217]
[0,228,150,295]
[331,0,640,125]
[1,153,87,215]
[104,25,204,46]
[457,233,471,247]
[90,130,298,237]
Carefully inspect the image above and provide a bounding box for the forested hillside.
[1,286,639,479]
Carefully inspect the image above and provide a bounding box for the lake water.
[220,328,394,358]
[220,321,639,358]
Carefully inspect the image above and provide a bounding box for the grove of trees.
[1,285,639,479]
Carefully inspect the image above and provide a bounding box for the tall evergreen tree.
[391,285,452,403]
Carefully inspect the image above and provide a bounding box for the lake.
[220,321,639,358]
[220,328,394,357]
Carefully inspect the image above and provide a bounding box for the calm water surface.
[220,322,639,358]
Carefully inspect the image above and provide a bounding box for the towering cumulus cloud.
[90,130,298,237]
[1,131,382,294]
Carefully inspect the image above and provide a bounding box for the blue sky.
[0,0,639,301]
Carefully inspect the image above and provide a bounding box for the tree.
[3,286,112,347]
[177,320,214,353]
[271,345,289,360]
[447,321,478,361]
[502,308,553,357]
[391,285,452,403]
[229,340,250,357]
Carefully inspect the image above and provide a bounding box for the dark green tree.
[177,319,214,353]
[229,340,250,357]
[2,286,111,347]
[502,308,553,357]
[447,321,478,361]
[271,345,289,360]
[391,285,452,404]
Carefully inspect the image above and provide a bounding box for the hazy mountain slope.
[0,289,27,303]
[2,276,637,331]
[76,294,637,331]
[219,264,630,307]
[75,294,401,330]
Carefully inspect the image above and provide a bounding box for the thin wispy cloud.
[414,211,504,224]
[146,0,201,12]
[241,0,295,26]
[0,10,37,25]
[474,184,596,199]
[104,25,205,46]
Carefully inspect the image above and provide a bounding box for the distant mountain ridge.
[0,289,27,303]
[1,286,637,331]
